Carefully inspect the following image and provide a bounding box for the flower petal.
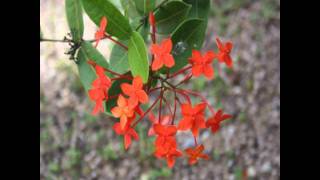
[133,76,143,89]
[163,54,175,68]
[124,134,131,150]
[120,95,130,107]
[136,90,149,104]
[161,38,172,53]
[178,117,192,130]
[192,64,203,77]
[121,83,133,96]
[152,57,164,71]
[111,107,122,118]
[120,115,128,130]
[203,65,214,79]
[181,103,193,116]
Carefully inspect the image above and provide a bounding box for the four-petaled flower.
[216,37,233,68]
[206,109,232,133]
[88,64,111,115]
[113,119,139,150]
[148,113,172,136]
[121,76,149,108]
[153,124,182,168]
[178,103,207,136]
[185,144,210,165]
[189,50,216,79]
[150,38,175,71]
[95,16,107,48]
[111,95,135,130]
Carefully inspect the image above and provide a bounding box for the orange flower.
[113,119,139,150]
[177,103,207,136]
[120,76,148,108]
[150,38,175,71]
[216,37,233,68]
[153,124,182,168]
[88,65,111,115]
[148,113,172,136]
[111,95,135,130]
[153,124,177,147]
[189,50,216,79]
[206,109,232,133]
[95,16,107,48]
[185,144,210,165]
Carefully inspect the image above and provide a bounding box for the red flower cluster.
[84,16,235,168]
[189,38,234,79]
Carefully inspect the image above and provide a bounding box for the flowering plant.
[41,0,234,168]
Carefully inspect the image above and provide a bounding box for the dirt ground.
[40,0,280,179]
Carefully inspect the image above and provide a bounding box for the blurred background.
[40,0,280,179]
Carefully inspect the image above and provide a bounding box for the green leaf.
[128,31,149,83]
[120,0,140,19]
[81,0,132,40]
[169,19,205,73]
[133,0,156,15]
[65,0,84,42]
[154,1,191,34]
[183,0,210,48]
[80,41,109,69]
[109,41,129,74]
[76,48,97,91]
[183,0,210,20]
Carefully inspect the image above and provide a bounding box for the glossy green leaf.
[154,1,191,34]
[128,31,149,83]
[183,0,210,48]
[76,49,97,91]
[183,0,210,20]
[169,19,205,73]
[65,0,84,42]
[133,0,156,15]
[81,41,109,69]
[120,0,140,19]
[81,0,132,40]
[109,41,129,74]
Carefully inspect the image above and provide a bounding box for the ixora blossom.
[111,95,135,130]
[153,124,182,168]
[206,109,232,133]
[178,103,207,137]
[113,118,139,150]
[185,144,210,165]
[216,37,233,68]
[189,50,216,79]
[148,113,172,136]
[60,12,236,168]
[94,16,107,48]
[150,38,175,71]
[121,76,149,108]
[87,62,111,115]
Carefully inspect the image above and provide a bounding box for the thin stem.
[104,68,132,80]
[158,88,164,124]
[194,136,198,146]
[40,38,71,43]
[175,73,192,87]
[104,34,128,50]
[132,95,161,127]
[172,92,177,125]
[148,86,162,93]
[166,66,192,79]
[162,96,173,117]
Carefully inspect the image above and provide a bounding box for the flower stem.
[132,95,161,127]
